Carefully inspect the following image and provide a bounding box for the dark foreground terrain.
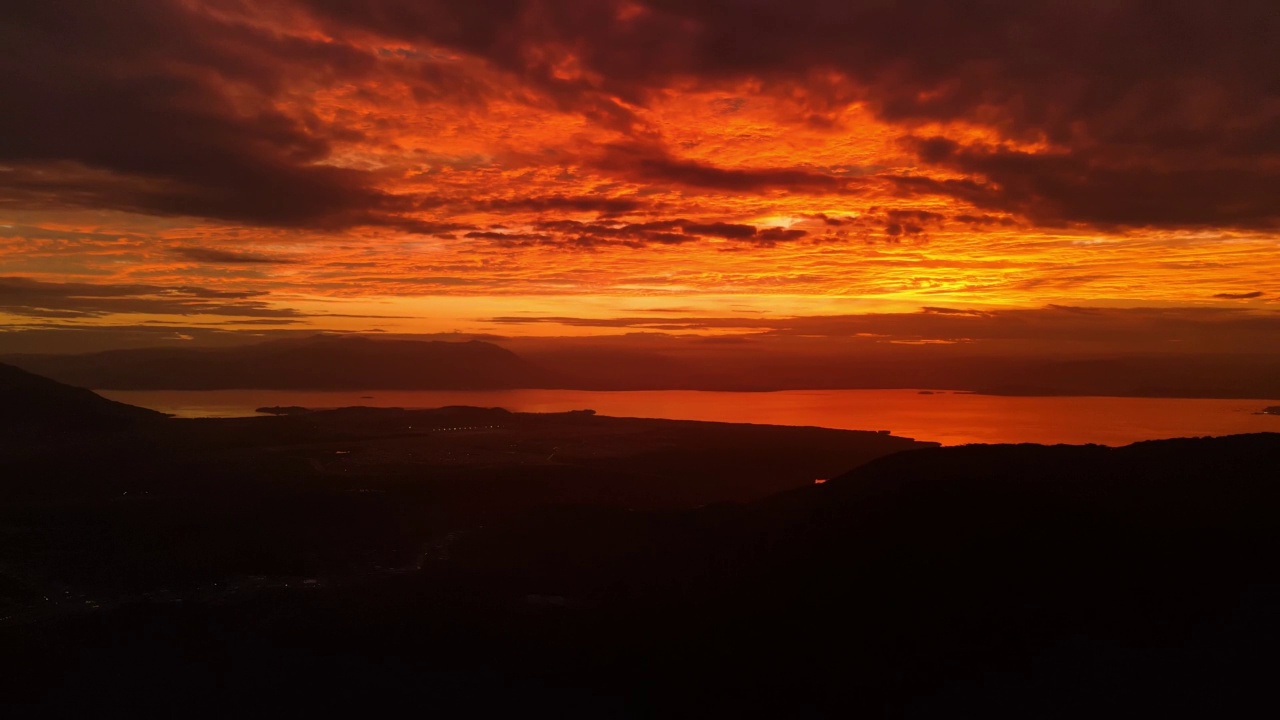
[2,364,1278,717]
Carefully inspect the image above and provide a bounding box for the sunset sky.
[2,0,1279,352]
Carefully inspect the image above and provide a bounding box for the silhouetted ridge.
[688,434,1280,576]
[8,335,1280,396]
[0,362,165,431]
[6,335,551,390]
[431,434,1280,714]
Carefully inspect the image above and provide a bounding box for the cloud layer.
[1,1,1278,336]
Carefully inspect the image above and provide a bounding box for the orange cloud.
[2,1,1279,344]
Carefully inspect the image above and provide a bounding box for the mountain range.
[4,335,549,391]
[6,333,1280,397]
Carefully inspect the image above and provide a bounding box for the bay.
[96,388,1279,446]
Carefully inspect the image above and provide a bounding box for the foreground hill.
[0,362,164,431]
[425,433,1280,714]
[5,335,550,390]
[2,430,1277,715]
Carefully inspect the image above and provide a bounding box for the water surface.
[98,388,1279,446]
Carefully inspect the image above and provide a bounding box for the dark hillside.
[0,362,165,432]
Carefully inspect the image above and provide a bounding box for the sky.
[1,0,1279,353]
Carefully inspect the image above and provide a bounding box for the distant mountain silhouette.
[6,335,552,390]
[0,362,165,430]
[8,335,1280,397]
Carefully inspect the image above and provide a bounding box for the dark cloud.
[224,319,309,325]
[952,214,1018,227]
[0,277,300,319]
[885,210,945,224]
[464,231,553,242]
[897,137,1280,229]
[922,307,992,317]
[0,1,420,229]
[681,222,759,239]
[596,143,858,193]
[488,305,1280,354]
[5,0,1279,233]
[811,214,850,226]
[477,195,646,216]
[503,218,809,248]
[754,228,808,244]
[307,0,1280,230]
[636,306,698,313]
[0,324,303,354]
[0,277,425,323]
[172,247,296,264]
[1213,291,1265,300]
[387,220,475,236]
[487,316,730,331]
[803,207,949,242]
[0,324,519,354]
